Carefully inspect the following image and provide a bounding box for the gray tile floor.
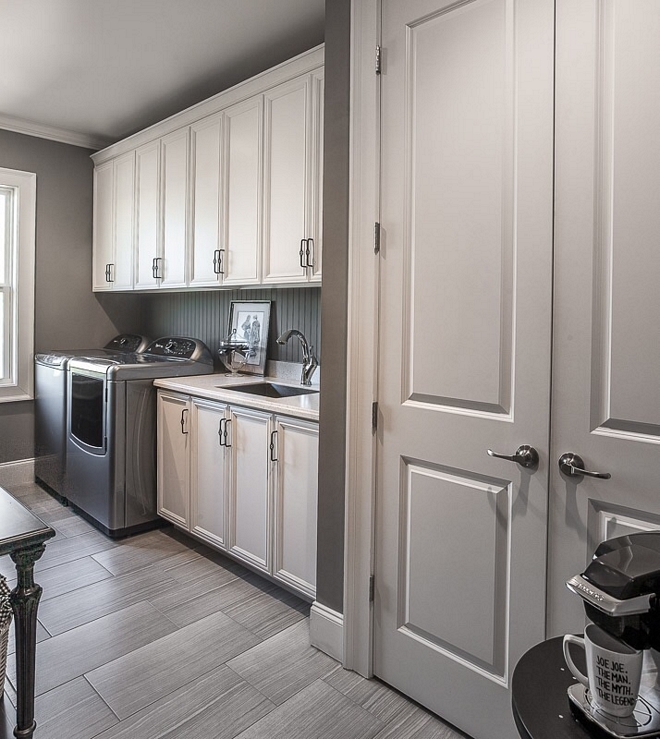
[0,482,465,739]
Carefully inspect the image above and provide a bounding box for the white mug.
[563,623,643,718]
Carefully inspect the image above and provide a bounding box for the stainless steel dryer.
[65,337,214,537]
[34,334,150,497]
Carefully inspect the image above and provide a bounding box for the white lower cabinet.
[156,390,318,599]
[272,416,318,598]
[190,398,228,550]
[227,406,271,572]
[157,392,191,528]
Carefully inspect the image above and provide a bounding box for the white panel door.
[547,0,660,637]
[222,97,262,286]
[191,398,228,550]
[374,2,554,738]
[92,161,113,291]
[262,76,310,284]
[112,152,135,290]
[134,140,161,289]
[190,113,224,287]
[228,406,271,572]
[160,129,189,288]
[272,417,318,599]
[157,392,190,528]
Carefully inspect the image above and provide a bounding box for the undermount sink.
[220,382,319,398]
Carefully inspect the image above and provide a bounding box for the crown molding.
[0,114,112,151]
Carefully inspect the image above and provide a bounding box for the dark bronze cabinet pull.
[180,408,189,434]
[270,430,278,462]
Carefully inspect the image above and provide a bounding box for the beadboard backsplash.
[140,287,321,371]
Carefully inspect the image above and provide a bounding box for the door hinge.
[369,574,375,602]
[374,221,381,254]
[375,45,382,75]
[371,401,378,434]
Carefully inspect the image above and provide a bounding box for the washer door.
[69,370,106,455]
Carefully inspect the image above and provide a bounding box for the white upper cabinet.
[160,129,189,288]
[134,140,162,289]
[91,46,324,292]
[92,153,135,291]
[262,71,324,284]
[222,97,263,286]
[190,113,224,287]
[92,161,114,291]
[262,76,310,283]
[308,68,324,283]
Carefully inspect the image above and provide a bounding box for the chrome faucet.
[276,329,318,386]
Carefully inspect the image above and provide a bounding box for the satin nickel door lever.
[558,453,611,479]
[487,445,539,469]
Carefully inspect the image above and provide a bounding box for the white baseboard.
[310,601,344,663]
[0,458,35,488]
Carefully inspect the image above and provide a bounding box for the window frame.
[0,167,36,402]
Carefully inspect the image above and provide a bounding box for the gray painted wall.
[316,0,351,614]
[0,129,143,464]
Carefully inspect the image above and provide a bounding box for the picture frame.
[226,300,271,375]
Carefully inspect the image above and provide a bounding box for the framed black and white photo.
[227,300,271,375]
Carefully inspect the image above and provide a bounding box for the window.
[0,167,36,402]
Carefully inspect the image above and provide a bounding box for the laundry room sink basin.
[222,382,319,398]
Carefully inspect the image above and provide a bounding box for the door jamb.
[342,0,380,676]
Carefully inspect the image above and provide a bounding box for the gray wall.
[0,129,143,464]
[316,0,351,613]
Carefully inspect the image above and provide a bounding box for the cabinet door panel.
[262,77,309,284]
[135,140,161,289]
[113,152,135,290]
[273,417,318,598]
[157,393,190,528]
[222,98,262,286]
[161,129,189,287]
[191,399,228,549]
[190,114,223,287]
[228,407,270,571]
[92,161,114,291]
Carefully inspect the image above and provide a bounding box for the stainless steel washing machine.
[65,337,214,537]
[34,334,150,497]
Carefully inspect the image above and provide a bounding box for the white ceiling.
[0,0,325,150]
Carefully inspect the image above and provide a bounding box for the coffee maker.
[566,531,660,738]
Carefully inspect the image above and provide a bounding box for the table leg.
[8,544,46,739]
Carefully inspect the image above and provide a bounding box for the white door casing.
[372,1,554,737]
[547,0,660,637]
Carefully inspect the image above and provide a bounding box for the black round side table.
[512,636,593,739]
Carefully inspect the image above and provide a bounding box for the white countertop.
[154,372,320,422]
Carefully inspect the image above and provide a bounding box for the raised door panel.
[262,77,310,284]
[308,69,324,283]
[190,113,223,287]
[112,152,135,290]
[92,161,114,291]
[157,392,190,528]
[222,98,262,286]
[228,407,270,572]
[134,140,161,289]
[273,418,318,598]
[191,399,228,550]
[160,129,189,288]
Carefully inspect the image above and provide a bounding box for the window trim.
[0,167,36,402]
